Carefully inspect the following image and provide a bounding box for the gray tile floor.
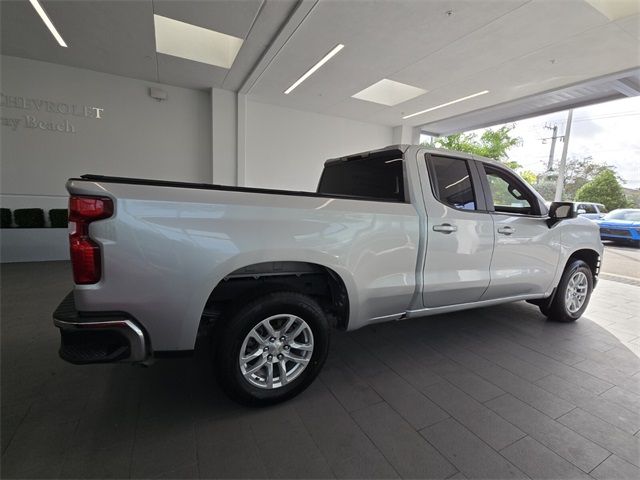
[1,261,639,479]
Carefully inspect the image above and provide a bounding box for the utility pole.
[542,124,560,171]
[554,109,573,202]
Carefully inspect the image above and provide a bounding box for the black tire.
[214,291,330,406]
[547,259,593,323]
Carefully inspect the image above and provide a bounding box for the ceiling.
[0,0,298,90]
[2,0,639,133]
[420,68,640,135]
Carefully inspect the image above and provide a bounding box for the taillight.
[69,196,113,284]
[69,197,113,222]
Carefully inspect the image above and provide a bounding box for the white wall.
[244,100,394,191]
[0,55,212,209]
[1,56,395,202]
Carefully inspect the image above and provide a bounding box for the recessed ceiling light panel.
[403,90,489,119]
[585,0,639,21]
[352,79,427,106]
[154,14,243,68]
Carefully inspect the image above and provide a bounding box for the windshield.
[603,209,640,221]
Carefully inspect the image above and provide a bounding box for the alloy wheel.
[238,314,314,389]
[565,271,588,314]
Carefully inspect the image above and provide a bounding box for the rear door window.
[427,155,477,210]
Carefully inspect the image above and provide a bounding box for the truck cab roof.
[325,144,503,168]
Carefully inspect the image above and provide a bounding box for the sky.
[458,96,640,189]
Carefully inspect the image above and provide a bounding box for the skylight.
[153,14,243,69]
[352,79,427,106]
[585,0,639,20]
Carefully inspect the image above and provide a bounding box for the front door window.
[484,166,538,215]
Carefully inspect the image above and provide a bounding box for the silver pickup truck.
[54,145,602,405]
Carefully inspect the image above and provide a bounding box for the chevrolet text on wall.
[0,92,104,134]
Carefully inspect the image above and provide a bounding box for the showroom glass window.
[483,165,536,215]
[318,155,405,202]
[427,155,477,210]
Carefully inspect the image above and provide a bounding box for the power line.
[532,112,640,127]
[523,112,640,132]
[572,113,640,122]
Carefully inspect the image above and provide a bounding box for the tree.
[532,155,621,202]
[433,125,522,168]
[533,174,557,201]
[520,170,537,186]
[562,156,619,200]
[623,187,640,208]
[574,169,631,210]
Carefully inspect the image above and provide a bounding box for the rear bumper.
[53,292,148,364]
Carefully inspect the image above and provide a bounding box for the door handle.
[498,226,515,235]
[433,223,457,234]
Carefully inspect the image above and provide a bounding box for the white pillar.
[211,88,238,186]
[392,124,421,145]
[236,93,247,187]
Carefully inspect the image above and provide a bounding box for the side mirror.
[547,202,577,227]
[577,209,586,214]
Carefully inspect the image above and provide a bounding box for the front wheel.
[214,291,330,406]
[546,259,593,322]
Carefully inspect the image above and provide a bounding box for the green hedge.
[0,208,11,228]
[49,209,69,228]
[13,208,45,228]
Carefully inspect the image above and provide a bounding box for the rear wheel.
[214,291,329,406]
[546,259,593,322]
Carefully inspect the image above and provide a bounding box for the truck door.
[420,154,494,308]
[477,163,560,300]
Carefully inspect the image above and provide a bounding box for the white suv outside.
[575,202,607,220]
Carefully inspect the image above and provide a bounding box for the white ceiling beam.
[238,0,319,94]
[418,68,640,136]
[612,77,640,97]
[428,93,625,137]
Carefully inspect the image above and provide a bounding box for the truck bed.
[67,172,421,351]
[78,171,405,204]
[79,174,331,199]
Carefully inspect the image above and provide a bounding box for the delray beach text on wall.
[0,92,104,134]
